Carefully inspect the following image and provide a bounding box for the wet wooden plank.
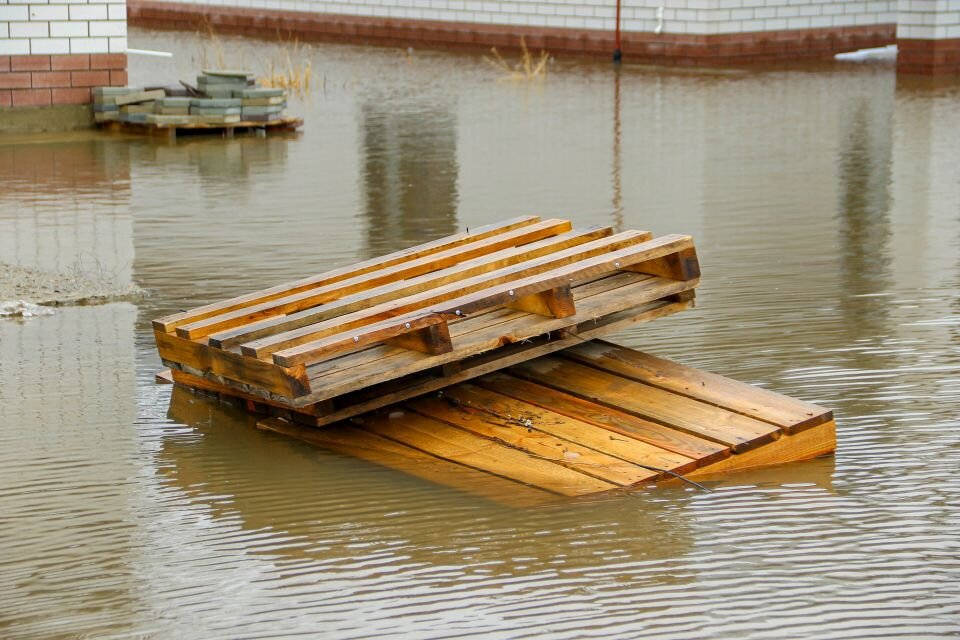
[407,392,660,487]
[267,234,693,366]
[474,371,729,466]
[175,218,575,339]
[239,230,654,360]
[155,330,310,399]
[356,411,618,496]
[561,340,832,434]
[153,215,542,333]
[508,356,781,453]
[435,383,698,475]
[211,226,618,350]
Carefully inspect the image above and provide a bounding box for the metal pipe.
[613,0,622,63]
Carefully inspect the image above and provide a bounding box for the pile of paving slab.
[94,70,287,126]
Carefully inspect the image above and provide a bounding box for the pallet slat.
[507,356,782,453]
[561,340,832,434]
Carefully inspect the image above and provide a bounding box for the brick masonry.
[127,0,895,65]
[0,54,127,107]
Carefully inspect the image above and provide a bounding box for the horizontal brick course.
[50,54,91,71]
[70,69,110,86]
[11,88,52,107]
[31,70,73,88]
[90,53,127,69]
[52,86,92,104]
[0,72,33,90]
[11,55,51,72]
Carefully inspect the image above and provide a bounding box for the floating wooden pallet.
[160,340,835,501]
[99,116,303,140]
[153,217,702,427]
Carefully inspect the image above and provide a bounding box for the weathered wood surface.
[153,218,702,414]
[166,342,835,500]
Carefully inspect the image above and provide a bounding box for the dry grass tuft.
[259,40,313,97]
[484,37,550,81]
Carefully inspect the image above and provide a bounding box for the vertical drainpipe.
[613,0,623,62]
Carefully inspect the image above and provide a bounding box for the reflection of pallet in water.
[152,216,702,427]
[98,116,303,140]
[160,339,835,500]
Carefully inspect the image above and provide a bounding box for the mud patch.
[0,262,145,308]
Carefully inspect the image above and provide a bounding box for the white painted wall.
[0,0,126,56]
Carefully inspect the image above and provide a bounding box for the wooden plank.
[407,393,660,486]
[266,234,693,366]
[475,372,729,465]
[153,215,543,333]
[356,411,618,496]
[169,368,329,419]
[508,356,781,453]
[435,384,698,475]
[257,418,558,507]
[384,321,453,356]
[561,340,832,434]
[268,313,452,365]
[686,420,836,478]
[155,330,310,399]
[211,226,619,350]
[625,246,701,281]
[175,218,575,339]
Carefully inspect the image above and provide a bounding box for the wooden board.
[153,218,702,413]
[165,341,835,500]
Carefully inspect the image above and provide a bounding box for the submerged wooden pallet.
[99,116,303,140]
[160,339,835,501]
[153,217,702,427]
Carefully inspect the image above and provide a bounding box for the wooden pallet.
[161,340,835,501]
[98,116,303,140]
[153,217,702,427]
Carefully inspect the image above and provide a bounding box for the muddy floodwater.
[2,28,959,639]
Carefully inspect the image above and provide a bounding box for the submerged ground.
[1,28,958,638]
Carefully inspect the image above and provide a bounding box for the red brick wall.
[127,0,895,66]
[0,54,127,109]
[898,39,960,75]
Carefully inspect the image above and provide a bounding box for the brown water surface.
[1,28,959,639]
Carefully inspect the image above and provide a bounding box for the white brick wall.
[897,0,960,39]
[144,0,894,35]
[0,0,126,56]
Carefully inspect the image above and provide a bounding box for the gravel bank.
[0,262,145,307]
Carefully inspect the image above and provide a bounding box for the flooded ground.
[1,27,959,638]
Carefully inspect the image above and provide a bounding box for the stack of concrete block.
[238,88,286,122]
[189,97,242,124]
[94,87,164,123]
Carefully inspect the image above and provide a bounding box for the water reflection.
[161,387,695,576]
[359,90,459,257]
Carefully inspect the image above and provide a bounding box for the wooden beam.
[384,321,453,356]
[624,246,701,281]
[505,284,576,318]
